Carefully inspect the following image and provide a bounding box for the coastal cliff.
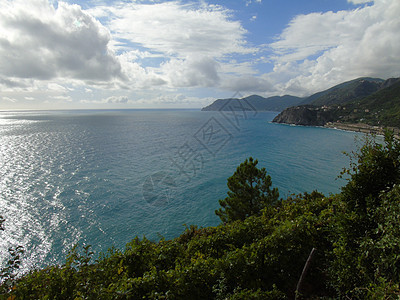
[272,105,335,126]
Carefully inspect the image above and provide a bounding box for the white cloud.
[106,95,129,104]
[348,0,373,4]
[0,0,122,83]
[269,0,400,95]
[47,83,68,92]
[0,0,264,107]
[52,95,72,101]
[87,1,262,91]
[246,0,262,6]
[2,0,398,108]
[80,95,129,105]
[79,93,211,108]
[160,56,220,88]
[90,2,253,58]
[2,97,17,103]
[116,51,167,89]
[86,1,256,91]
[136,94,213,107]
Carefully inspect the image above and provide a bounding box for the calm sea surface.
[0,109,363,272]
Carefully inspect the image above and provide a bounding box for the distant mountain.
[201,95,303,112]
[272,77,400,128]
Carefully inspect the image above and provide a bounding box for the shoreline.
[324,122,400,137]
[272,120,400,138]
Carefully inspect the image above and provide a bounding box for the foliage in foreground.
[2,132,400,299]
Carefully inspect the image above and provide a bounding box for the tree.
[215,157,279,223]
[330,131,400,297]
[341,130,400,217]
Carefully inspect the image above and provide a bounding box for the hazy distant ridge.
[201,95,303,112]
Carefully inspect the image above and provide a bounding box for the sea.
[0,109,365,273]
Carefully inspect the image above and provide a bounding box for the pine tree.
[215,157,279,223]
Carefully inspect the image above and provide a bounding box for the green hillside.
[301,77,384,106]
[345,78,400,127]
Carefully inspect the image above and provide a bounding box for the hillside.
[273,77,400,128]
[201,77,388,115]
[301,77,384,106]
[201,95,303,112]
[344,78,400,127]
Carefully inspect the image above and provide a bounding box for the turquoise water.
[0,109,362,271]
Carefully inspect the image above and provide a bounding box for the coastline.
[324,122,400,137]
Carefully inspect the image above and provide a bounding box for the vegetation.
[2,132,400,299]
[346,79,400,127]
[304,77,384,107]
[215,157,279,223]
[273,77,400,128]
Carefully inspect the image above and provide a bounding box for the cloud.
[116,51,167,89]
[90,2,253,58]
[106,95,129,104]
[79,93,211,108]
[0,0,263,106]
[348,0,373,4]
[2,96,18,103]
[221,75,274,92]
[0,0,122,82]
[0,76,28,88]
[160,56,220,88]
[52,95,72,102]
[88,1,256,88]
[80,95,130,104]
[246,0,262,6]
[269,0,400,95]
[82,1,256,91]
[136,94,213,107]
[3,0,397,108]
[86,1,259,90]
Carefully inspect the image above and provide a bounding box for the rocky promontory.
[272,105,336,126]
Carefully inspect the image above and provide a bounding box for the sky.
[0,0,399,109]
